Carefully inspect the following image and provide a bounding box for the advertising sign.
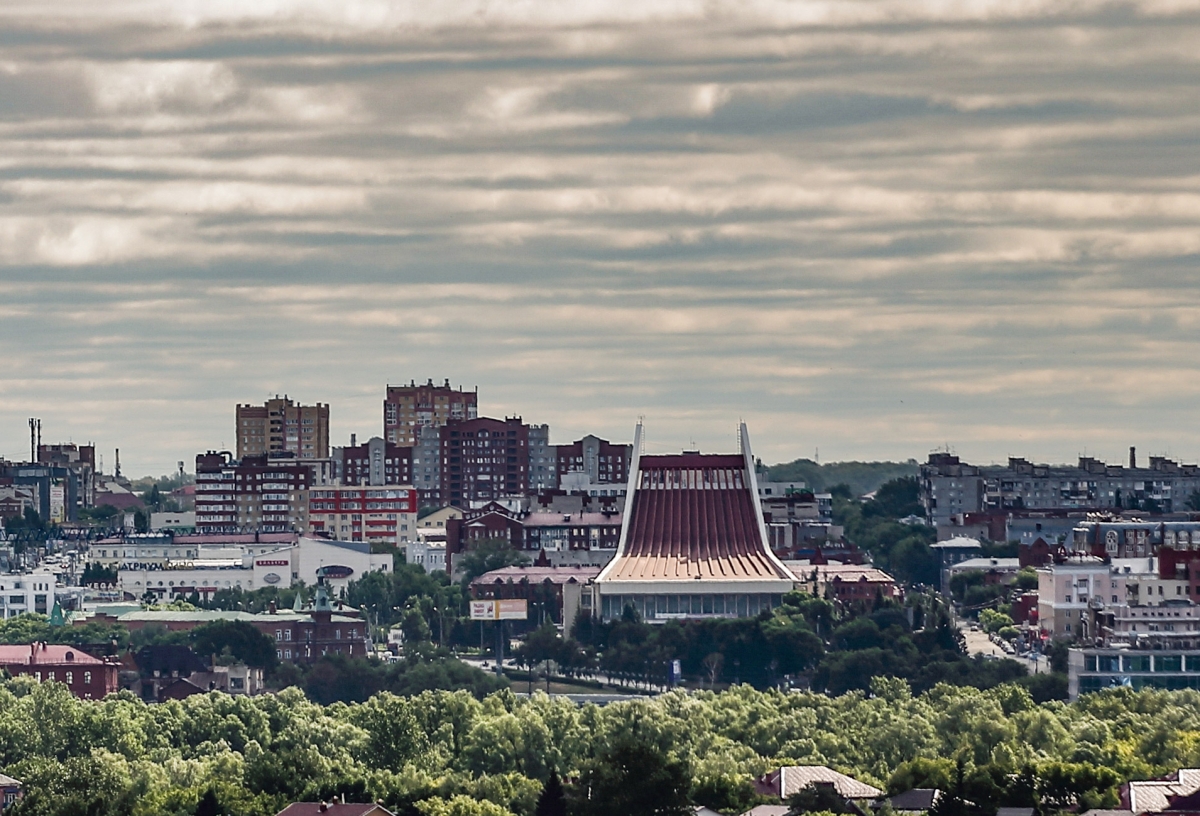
[49,484,66,523]
[469,599,528,620]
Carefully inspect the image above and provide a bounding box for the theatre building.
[593,423,795,620]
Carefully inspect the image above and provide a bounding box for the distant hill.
[765,458,919,497]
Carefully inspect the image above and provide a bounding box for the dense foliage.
[2,678,1198,816]
[764,460,919,497]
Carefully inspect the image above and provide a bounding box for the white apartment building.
[0,569,64,618]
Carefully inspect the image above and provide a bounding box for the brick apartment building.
[195,452,333,533]
[334,436,412,486]
[0,643,118,699]
[441,417,530,505]
[236,397,330,460]
[554,434,631,487]
[384,379,477,446]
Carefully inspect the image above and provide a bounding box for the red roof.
[0,644,104,665]
[605,454,789,581]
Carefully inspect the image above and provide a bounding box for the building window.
[84,672,91,684]
[65,672,73,684]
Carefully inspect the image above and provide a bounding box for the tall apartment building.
[920,450,1200,527]
[333,437,412,486]
[412,425,442,507]
[195,452,333,533]
[442,417,529,505]
[384,379,477,445]
[529,425,554,492]
[236,397,330,460]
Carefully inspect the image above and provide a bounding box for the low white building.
[151,512,195,532]
[406,540,446,573]
[120,536,392,599]
[92,533,200,568]
[0,569,65,618]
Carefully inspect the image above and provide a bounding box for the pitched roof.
[1127,770,1200,813]
[889,789,941,811]
[0,773,20,787]
[275,804,393,816]
[471,565,602,586]
[0,644,104,666]
[775,766,883,799]
[739,807,789,816]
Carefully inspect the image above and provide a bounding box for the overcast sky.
[2,1,1200,476]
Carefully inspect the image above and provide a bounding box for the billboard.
[469,599,528,620]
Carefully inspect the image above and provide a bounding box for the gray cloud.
[1,1,1200,474]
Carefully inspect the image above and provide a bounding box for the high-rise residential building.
[441,417,528,505]
[384,379,477,446]
[195,452,333,533]
[235,397,330,460]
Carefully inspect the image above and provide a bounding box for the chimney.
[318,804,328,813]
[351,434,357,448]
[1130,447,1137,469]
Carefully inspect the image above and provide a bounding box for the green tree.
[572,737,691,816]
[189,620,278,668]
[457,539,530,584]
[534,771,567,816]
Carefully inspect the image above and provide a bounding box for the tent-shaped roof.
[597,424,792,587]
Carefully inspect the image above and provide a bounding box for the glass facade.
[599,593,783,621]
[1075,650,1200,697]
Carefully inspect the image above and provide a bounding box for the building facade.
[195,452,333,533]
[334,437,412,486]
[236,397,330,460]
[921,450,1200,527]
[306,485,417,546]
[0,570,62,618]
[384,379,478,446]
[0,644,118,699]
[441,417,530,505]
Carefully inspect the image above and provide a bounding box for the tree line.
[1,677,1197,816]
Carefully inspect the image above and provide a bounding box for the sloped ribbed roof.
[604,453,787,582]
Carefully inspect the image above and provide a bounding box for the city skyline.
[3,1,1200,474]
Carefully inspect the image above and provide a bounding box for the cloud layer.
[2,1,1200,474]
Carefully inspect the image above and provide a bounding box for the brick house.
[0,643,118,699]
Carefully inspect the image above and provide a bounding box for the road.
[960,625,1050,674]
